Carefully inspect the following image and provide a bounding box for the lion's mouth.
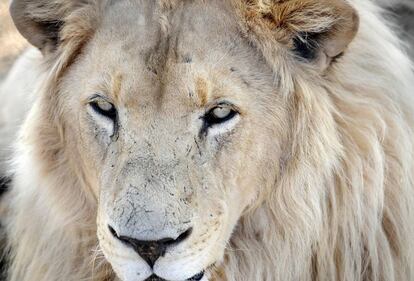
[145,271,204,281]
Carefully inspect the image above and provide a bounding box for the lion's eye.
[203,105,237,126]
[89,99,117,120]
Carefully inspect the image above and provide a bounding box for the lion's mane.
[3,0,414,281]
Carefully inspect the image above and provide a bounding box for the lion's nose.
[109,225,192,268]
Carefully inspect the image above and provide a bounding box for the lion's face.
[7,0,360,279]
[59,1,286,280]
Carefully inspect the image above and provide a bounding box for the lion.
[1,0,414,280]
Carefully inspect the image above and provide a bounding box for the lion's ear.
[9,0,82,54]
[239,0,359,71]
[289,0,359,70]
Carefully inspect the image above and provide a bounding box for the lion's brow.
[111,73,123,101]
[195,77,209,107]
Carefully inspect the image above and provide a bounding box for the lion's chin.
[108,256,211,281]
[113,269,208,281]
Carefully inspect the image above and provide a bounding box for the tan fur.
[2,0,414,281]
[196,77,209,107]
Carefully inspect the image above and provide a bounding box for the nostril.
[108,225,118,238]
[174,227,193,245]
[159,227,193,247]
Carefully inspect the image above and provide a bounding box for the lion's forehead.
[77,0,272,106]
[94,1,237,62]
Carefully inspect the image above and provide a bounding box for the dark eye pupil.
[90,101,117,120]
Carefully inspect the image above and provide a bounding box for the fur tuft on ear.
[235,0,360,71]
[9,0,97,54]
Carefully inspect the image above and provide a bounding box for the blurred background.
[0,0,27,80]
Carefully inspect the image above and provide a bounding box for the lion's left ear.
[238,0,359,71]
[10,0,97,55]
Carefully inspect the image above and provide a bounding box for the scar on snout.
[112,73,123,101]
[195,77,209,107]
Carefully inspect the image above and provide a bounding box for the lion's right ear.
[235,0,359,72]
[10,0,84,53]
